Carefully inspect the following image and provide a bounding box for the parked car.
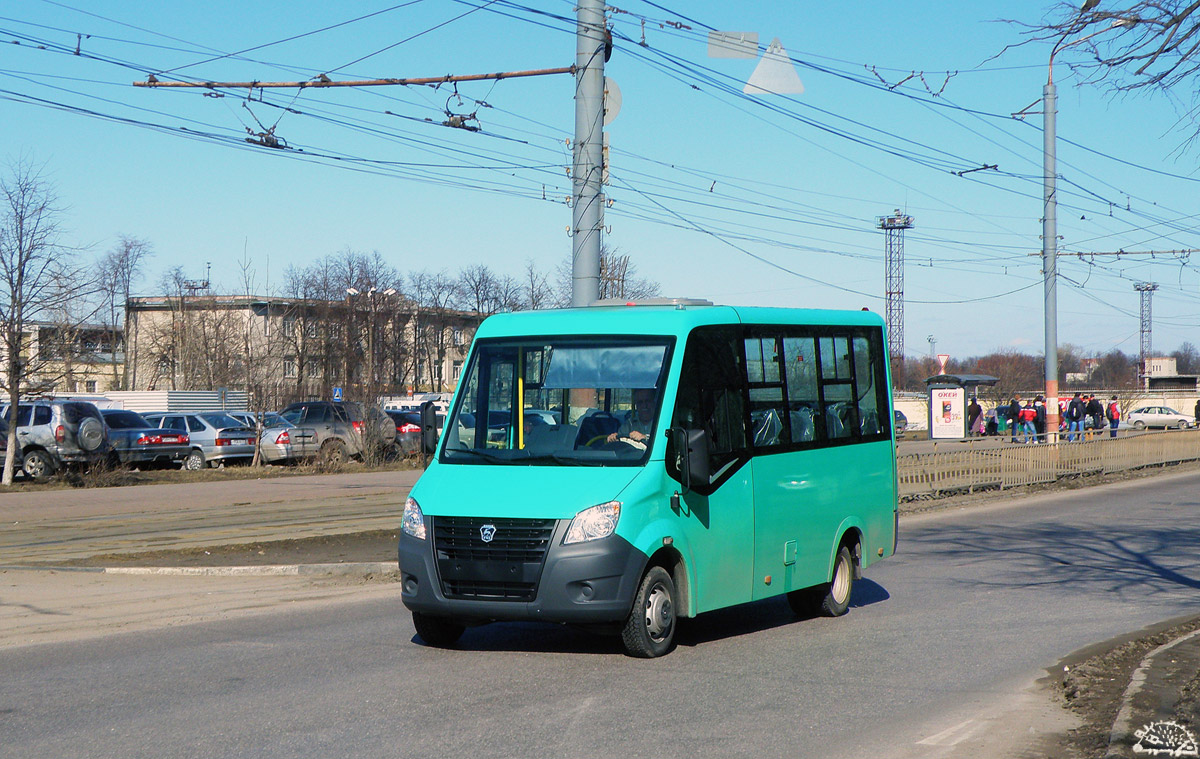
[385,410,426,454]
[0,399,109,481]
[101,409,190,469]
[0,418,21,472]
[225,411,291,430]
[1125,406,1193,430]
[255,416,305,465]
[893,409,908,434]
[278,401,396,463]
[142,412,257,470]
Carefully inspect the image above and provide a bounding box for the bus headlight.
[402,497,426,540]
[564,501,621,545]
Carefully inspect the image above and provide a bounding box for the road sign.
[332,386,343,402]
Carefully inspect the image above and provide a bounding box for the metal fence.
[897,429,1200,499]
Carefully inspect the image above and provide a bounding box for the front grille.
[432,516,556,602]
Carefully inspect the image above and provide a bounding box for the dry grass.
[1,451,425,491]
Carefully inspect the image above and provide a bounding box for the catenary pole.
[1043,76,1059,442]
[571,0,605,307]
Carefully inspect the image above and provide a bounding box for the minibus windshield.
[441,337,672,466]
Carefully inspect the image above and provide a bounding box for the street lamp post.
[1042,19,1133,443]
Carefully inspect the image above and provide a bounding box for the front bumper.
[399,517,646,625]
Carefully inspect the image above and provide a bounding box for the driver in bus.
[608,388,657,444]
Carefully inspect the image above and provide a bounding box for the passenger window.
[15,406,32,427]
[783,336,819,443]
[818,336,855,440]
[854,335,883,436]
[305,406,330,424]
[33,406,51,425]
[187,417,205,433]
[745,335,791,448]
[164,416,186,432]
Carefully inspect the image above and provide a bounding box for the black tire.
[816,545,856,617]
[183,449,206,471]
[1133,420,1146,430]
[320,439,347,466]
[621,565,677,658]
[76,416,105,452]
[1176,420,1187,430]
[412,612,465,647]
[22,449,56,481]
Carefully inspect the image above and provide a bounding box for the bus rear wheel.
[412,612,465,647]
[621,566,677,658]
[787,544,855,618]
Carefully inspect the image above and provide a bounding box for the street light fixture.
[1041,17,1134,443]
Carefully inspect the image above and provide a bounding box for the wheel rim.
[831,553,852,606]
[25,454,49,478]
[644,581,674,641]
[186,453,202,470]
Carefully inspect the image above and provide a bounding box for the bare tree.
[554,246,662,306]
[0,160,96,485]
[1009,2,1200,142]
[99,235,151,389]
[521,258,554,310]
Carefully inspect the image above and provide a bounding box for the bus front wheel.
[412,612,465,647]
[621,566,677,658]
[787,544,855,618]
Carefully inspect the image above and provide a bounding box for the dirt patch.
[1052,616,1200,758]
[50,529,401,568]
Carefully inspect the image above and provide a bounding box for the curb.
[1105,627,1200,758]
[0,562,396,577]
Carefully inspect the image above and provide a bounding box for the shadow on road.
[903,511,1200,597]
[409,579,891,655]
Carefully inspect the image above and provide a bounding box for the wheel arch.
[628,520,694,618]
[831,520,865,581]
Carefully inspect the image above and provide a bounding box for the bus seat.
[752,408,783,447]
[789,407,815,442]
[575,411,620,447]
[825,406,846,439]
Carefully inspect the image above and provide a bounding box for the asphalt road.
[2,471,1199,759]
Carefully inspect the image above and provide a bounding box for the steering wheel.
[583,434,610,447]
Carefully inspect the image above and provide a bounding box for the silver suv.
[1,400,109,480]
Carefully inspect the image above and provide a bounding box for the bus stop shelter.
[923,373,999,439]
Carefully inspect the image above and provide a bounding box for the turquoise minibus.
[399,299,898,657]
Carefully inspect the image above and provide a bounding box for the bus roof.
[473,303,886,340]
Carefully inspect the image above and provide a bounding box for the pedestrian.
[1106,396,1121,438]
[1086,393,1105,434]
[967,397,982,437]
[1194,398,1200,426]
[1034,395,1046,443]
[1019,400,1037,443]
[1008,395,1022,444]
[1066,392,1086,442]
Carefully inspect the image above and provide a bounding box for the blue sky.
[2,1,1198,359]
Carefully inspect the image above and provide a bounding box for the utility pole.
[571,0,606,307]
[1136,282,1158,389]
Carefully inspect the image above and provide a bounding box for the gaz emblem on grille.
[480,524,497,543]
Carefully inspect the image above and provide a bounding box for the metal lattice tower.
[1135,282,1158,379]
[878,209,914,360]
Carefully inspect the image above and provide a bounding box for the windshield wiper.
[443,447,509,463]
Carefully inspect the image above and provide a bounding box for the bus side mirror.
[419,401,439,454]
[671,428,710,493]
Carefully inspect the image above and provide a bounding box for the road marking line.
[917,719,980,746]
